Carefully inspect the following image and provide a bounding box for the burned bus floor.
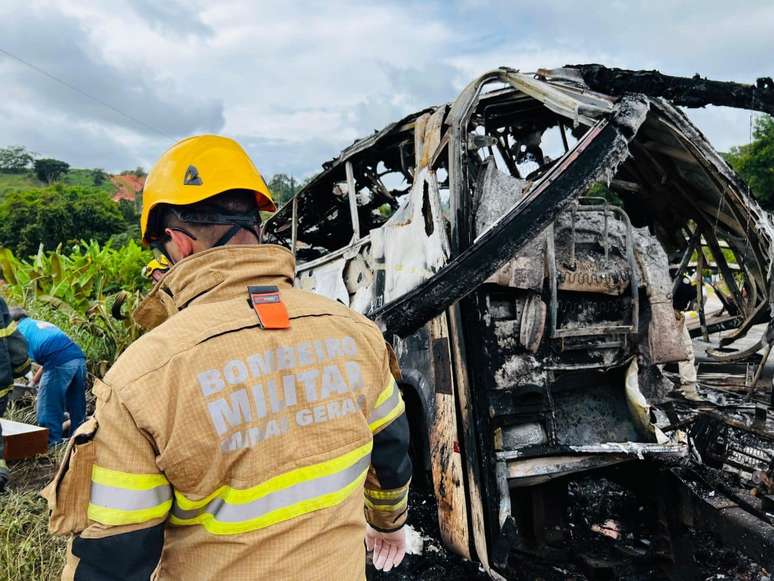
[499,462,772,581]
[264,64,774,579]
[368,462,771,580]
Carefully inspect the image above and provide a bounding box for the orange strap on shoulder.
[248,285,290,329]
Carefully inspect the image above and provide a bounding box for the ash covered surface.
[366,488,489,581]
[373,471,771,580]
[681,530,771,581]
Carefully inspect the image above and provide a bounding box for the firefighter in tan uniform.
[44,135,411,580]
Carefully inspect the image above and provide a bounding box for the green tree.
[725,115,774,209]
[117,198,139,223]
[0,185,127,256]
[0,145,35,173]
[34,158,70,184]
[92,168,109,186]
[267,174,303,207]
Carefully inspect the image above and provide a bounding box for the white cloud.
[0,0,771,177]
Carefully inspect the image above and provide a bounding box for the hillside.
[111,173,145,202]
[0,169,120,197]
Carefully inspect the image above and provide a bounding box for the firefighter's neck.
[164,226,260,263]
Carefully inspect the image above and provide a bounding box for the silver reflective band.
[368,386,400,425]
[172,454,371,522]
[90,482,172,512]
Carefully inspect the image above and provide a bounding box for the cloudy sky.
[1,0,772,178]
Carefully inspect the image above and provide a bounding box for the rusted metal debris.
[265,65,774,579]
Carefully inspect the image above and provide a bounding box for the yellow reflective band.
[173,441,373,511]
[364,486,408,500]
[88,500,173,526]
[365,495,408,513]
[0,385,12,399]
[92,465,169,491]
[0,321,17,338]
[169,466,368,535]
[374,378,396,409]
[369,398,405,433]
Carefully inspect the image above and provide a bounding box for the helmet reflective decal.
[184,165,203,186]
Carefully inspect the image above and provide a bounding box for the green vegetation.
[0,479,67,580]
[61,168,117,196]
[0,171,42,195]
[587,181,623,206]
[0,146,35,173]
[268,173,305,207]
[0,144,118,197]
[0,168,118,197]
[725,114,774,209]
[0,241,152,369]
[33,158,70,184]
[0,186,128,257]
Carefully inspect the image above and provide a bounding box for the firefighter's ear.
[165,228,195,260]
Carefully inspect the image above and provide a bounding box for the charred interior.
[265,65,774,579]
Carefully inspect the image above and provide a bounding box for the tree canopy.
[725,115,774,209]
[267,173,304,207]
[0,185,128,256]
[34,158,70,184]
[0,145,35,173]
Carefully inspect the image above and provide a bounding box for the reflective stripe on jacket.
[44,245,411,581]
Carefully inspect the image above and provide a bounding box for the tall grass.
[0,488,67,580]
[2,404,68,580]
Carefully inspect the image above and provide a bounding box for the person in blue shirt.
[9,308,86,445]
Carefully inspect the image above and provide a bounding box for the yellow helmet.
[140,135,276,243]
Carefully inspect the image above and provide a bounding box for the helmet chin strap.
[212,224,244,248]
[211,223,262,248]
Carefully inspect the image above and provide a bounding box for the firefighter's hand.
[365,523,406,572]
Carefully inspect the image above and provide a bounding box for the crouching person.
[9,309,86,446]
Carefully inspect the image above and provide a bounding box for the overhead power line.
[0,46,173,139]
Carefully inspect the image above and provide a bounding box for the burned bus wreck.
[264,65,774,578]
